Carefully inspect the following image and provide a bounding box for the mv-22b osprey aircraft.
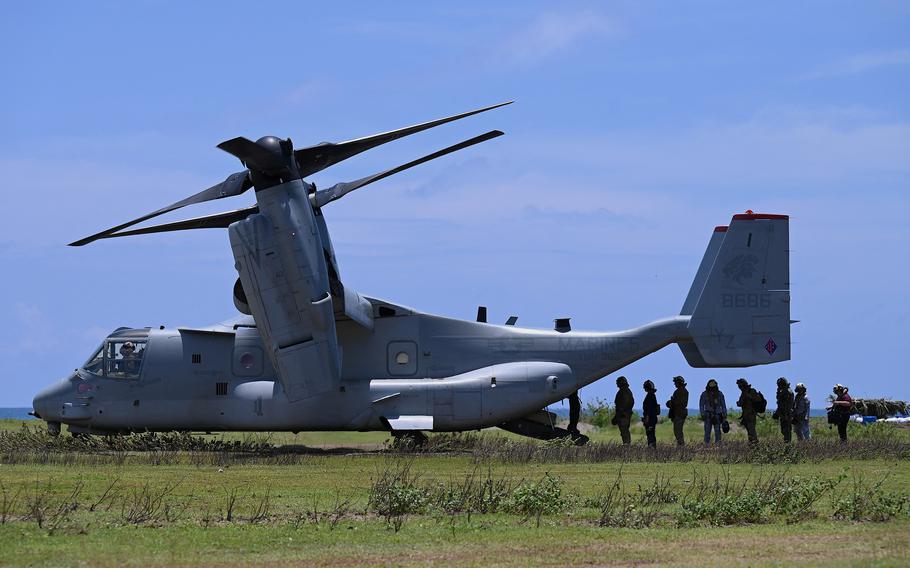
[33,102,792,444]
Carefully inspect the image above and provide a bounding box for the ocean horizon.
[0,408,35,420]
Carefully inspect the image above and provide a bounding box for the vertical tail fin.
[680,213,791,367]
[680,226,728,315]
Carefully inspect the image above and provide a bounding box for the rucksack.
[755,390,767,413]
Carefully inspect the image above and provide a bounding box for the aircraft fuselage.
[32,298,688,435]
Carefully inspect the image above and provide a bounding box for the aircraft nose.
[32,378,73,421]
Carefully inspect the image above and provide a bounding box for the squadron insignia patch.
[765,337,777,356]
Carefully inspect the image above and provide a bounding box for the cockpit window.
[83,345,104,376]
[104,340,147,379]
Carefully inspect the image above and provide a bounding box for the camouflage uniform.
[773,378,795,443]
[642,380,659,448]
[793,384,811,441]
[699,380,727,445]
[736,379,761,444]
[614,377,634,445]
[666,376,689,445]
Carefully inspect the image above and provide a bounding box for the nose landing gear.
[46,421,61,437]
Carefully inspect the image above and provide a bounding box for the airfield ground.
[1,417,909,567]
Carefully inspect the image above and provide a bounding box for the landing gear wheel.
[391,430,428,450]
[46,421,61,437]
[569,431,590,446]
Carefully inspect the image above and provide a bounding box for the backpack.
[755,390,767,413]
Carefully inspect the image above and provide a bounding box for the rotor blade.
[216,137,287,172]
[68,171,252,246]
[295,101,512,177]
[96,206,259,240]
[313,130,504,208]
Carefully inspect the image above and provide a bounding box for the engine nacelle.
[232,278,251,315]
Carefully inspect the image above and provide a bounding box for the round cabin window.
[395,351,410,365]
[240,352,256,369]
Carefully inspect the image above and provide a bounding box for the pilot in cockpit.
[120,341,143,373]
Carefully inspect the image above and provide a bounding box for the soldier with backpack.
[736,378,765,444]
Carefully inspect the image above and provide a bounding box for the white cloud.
[501,10,615,66]
[805,49,910,79]
[507,107,910,189]
[317,104,910,267]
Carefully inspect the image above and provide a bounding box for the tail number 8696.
[722,293,771,308]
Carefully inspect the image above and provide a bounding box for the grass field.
[1,418,909,567]
[3,411,899,447]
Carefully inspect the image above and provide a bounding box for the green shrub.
[583,398,615,430]
[592,476,661,528]
[832,474,908,522]
[506,473,567,520]
[367,460,429,529]
[771,475,842,522]
[677,490,773,526]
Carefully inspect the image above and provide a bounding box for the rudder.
[680,213,790,367]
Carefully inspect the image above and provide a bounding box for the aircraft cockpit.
[82,328,150,380]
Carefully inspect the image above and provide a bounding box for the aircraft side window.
[83,346,104,376]
[104,340,147,379]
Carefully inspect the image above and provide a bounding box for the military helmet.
[672,375,686,386]
[736,378,748,387]
[643,379,655,392]
[795,382,806,393]
[776,377,789,387]
[706,379,718,389]
[616,376,629,387]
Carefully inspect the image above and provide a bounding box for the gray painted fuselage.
[33,300,688,434]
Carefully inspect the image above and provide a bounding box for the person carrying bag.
[699,379,727,444]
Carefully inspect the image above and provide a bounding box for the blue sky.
[1,1,908,408]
